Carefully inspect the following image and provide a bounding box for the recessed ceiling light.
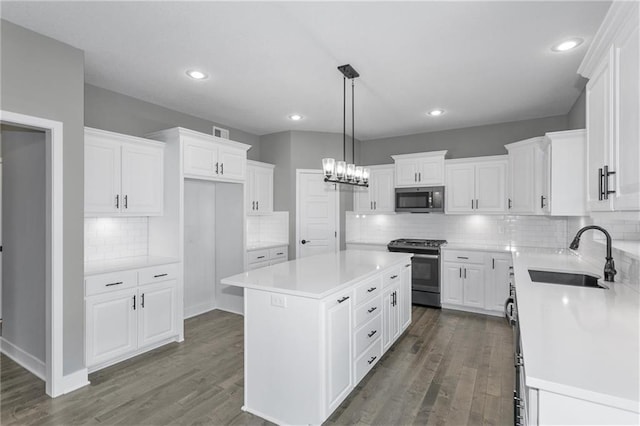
[289,114,303,121]
[552,38,583,52]
[186,69,208,80]
[427,109,445,117]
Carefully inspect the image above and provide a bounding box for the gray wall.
[359,115,569,165]
[567,89,587,130]
[1,20,85,375]
[1,128,47,363]
[85,84,261,161]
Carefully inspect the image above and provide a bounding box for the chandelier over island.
[322,64,369,187]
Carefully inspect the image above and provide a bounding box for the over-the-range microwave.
[395,186,445,213]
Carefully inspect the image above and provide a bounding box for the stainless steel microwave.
[395,186,445,213]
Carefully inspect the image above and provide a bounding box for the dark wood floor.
[1,306,513,425]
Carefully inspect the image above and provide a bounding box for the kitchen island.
[221,250,413,425]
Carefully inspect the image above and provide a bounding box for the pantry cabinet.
[353,164,395,213]
[578,1,640,212]
[246,161,274,215]
[445,156,507,213]
[392,150,447,187]
[85,127,164,216]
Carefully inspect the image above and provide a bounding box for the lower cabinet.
[441,248,512,316]
[246,245,288,271]
[382,283,401,352]
[85,262,179,372]
[326,290,354,412]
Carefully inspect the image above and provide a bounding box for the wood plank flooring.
[1,306,513,425]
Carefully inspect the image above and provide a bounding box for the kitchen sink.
[528,269,608,289]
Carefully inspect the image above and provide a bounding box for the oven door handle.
[412,254,439,259]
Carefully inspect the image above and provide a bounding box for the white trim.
[0,337,46,380]
[184,301,217,319]
[391,150,448,161]
[0,110,76,397]
[60,368,90,394]
[445,154,508,165]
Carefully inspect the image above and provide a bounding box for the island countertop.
[221,249,412,299]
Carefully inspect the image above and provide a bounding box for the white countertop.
[221,249,412,299]
[85,256,180,276]
[513,249,640,413]
[246,241,288,251]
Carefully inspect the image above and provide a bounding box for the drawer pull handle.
[457,256,469,259]
[337,296,350,304]
[276,252,284,255]
[367,306,377,313]
[153,273,168,278]
[390,275,398,279]
[367,330,377,338]
[367,356,377,365]
[405,263,411,268]
[105,281,123,287]
[257,256,265,259]
[367,287,377,293]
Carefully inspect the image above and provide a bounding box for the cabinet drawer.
[383,268,402,287]
[248,249,270,264]
[443,250,484,264]
[269,246,288,261]
[355,296,382,329]
[355,276,382,305]
[354,314,382,358]
[138,263,178,285]
[86,270,137,297]
[355,338,382,383]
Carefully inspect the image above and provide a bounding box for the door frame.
[295,169,340,258]
[0,110,65,397]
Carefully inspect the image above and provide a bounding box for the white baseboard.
[62,368,89,394]
[215,306,244,316]
[0,337,46,380]
[184,301,216,319]
[441,304,504,318]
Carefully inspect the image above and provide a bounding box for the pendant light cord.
[352,79,355,164]
[343,76,346,162]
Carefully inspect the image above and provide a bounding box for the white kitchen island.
[221,250,413,425]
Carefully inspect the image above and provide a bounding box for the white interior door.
[297,170,338,259]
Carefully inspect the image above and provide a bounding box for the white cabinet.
[325,290,354,412]
[353,165,395,212]
[441,248,512,316]
[445,156,507,213]
[85,127,164,216]
[382,283,400,351]
[246,245,288,271]
[391,151,447,187]
[400,262,412,330]
[246,161,274,215]
[85,262,179,372]
[506,137,545,215]
[579,2,640,212]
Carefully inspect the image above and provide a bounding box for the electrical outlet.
[271,294,287,308]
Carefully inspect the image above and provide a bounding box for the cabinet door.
[487,255,512,312]
[613,24,640,211]
[218,145,246,182]
[442,263,463,305]
[541,142,552,214]
[382,285,400,352]
[418,157,444,185]
[254,166,274,214]
[325,292,353,412]
[353,186,372,212]
[371,167,395,212]
[475,161,507,213]
[183,137,217,177]
[121,143,164,215]
[445,164,475,213]
[400,263,412,331]
[86,289,137,367]
[85,136,121,215]
[508,144,537,214]
[395,160,420,187]
[586,51,614,211]
[462,265,485,308]
[138,281,177,348]
[245,166,256,214]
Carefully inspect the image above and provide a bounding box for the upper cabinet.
[353,165,395,213]
[391,151,447,187]
[505,137,545,215]
[246,160,274,215]
[578,1,640,212]
[445,156,507,214]
[181,132,248,182]
[85,127,164,217]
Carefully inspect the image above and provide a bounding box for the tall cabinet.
[578,1,640,212]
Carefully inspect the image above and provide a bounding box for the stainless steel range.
[387,238,447,307]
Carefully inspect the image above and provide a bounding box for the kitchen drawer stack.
[247,245,288,270]
[352,275,383,383]
[85,261,180,372]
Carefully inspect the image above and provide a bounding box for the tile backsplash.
[84,217,149,261]
[246,212,289,245]
[346,212,568,248]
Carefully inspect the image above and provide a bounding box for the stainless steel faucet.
[569,225,617,282]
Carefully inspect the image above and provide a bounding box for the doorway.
[295,169,339,258]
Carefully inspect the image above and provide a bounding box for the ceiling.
[1,1,610,140]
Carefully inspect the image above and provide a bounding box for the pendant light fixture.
[322,64,369,187]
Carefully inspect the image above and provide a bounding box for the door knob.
[301,239,310,244]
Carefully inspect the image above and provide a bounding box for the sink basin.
[528,269,608,289]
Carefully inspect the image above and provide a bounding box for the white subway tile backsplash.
[84,217,149,261]
[246,212,289,245]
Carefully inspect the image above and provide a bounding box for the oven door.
[411,254,440,293]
